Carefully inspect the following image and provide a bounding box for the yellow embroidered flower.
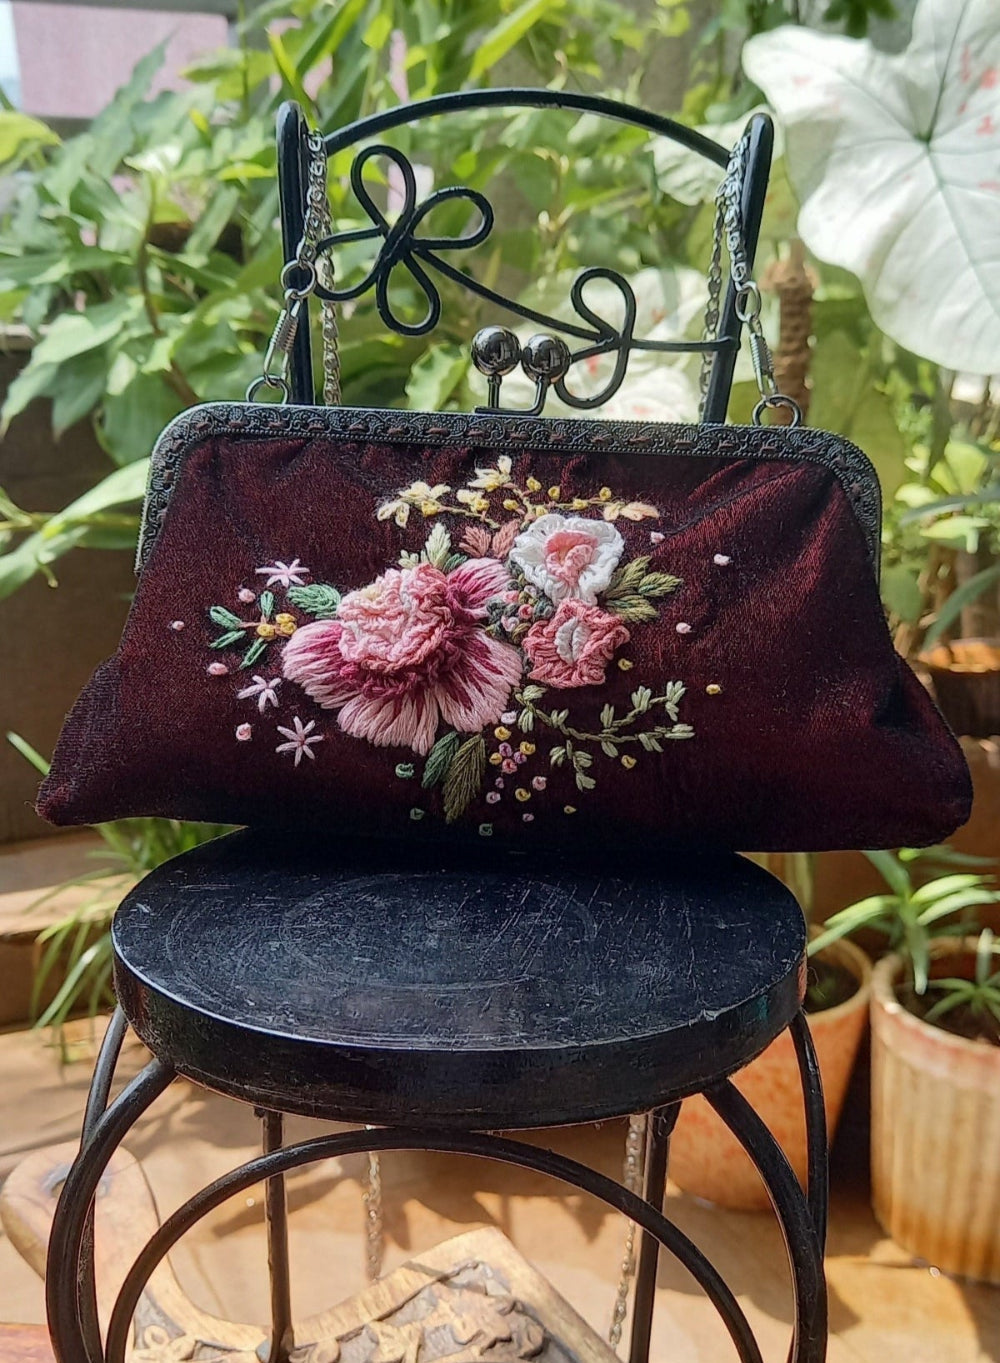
[494,726,511,741]
[519,741,535,755]
[275,613,297,637]
[469,456,512,491]
[570,498,588,511]
[526,477,542,492]
[621,755,637,769]
[515,788,531,803]
[598,487,613,501]
[457,489,490,514]
[489,752,504,766]
[617,658,634,671]
[564,805,577,815]
[502,499,520,512]
[706,683,722,696]
[547,485,561,499]
[256,622,277,639]
[420,500,444,516]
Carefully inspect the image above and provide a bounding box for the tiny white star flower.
[255,558,309,588]
[237,675,281,713]
[276,716,323,767]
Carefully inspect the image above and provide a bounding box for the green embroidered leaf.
[287,584,341,618]
[259,590,275,621]
[241,636,268,668]
[606,595,659,623]
[550,746,567,767]
[639,732,663,752]
[520,684,545,702]
[575,770,596,792]
[601,741,619,758]
[638,572,681,598]
[442,552,468,573]
[517,708,534,733]
[600,703,615,727]
[605,555,650,600]
[630,687,652,712]
[209,606,242,629]
[571,749,593,770]
[395,762,416,779]
[442,733,486,823]
[422,731,461,789]
[669,723,695,739]
[210,630,244,649]
[423,523,452,569]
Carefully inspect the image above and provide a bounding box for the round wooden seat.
[112,832,805,1130]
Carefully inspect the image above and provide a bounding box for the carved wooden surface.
[1,1143,616,1363]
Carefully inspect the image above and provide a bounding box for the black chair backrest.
[276,90,772,422]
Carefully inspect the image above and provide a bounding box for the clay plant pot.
[667,937,871,1211]
[870,946,1000,1283]
[919,638,1000,738]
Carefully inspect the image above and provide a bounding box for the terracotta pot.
[919,638,1000,738]
[668,937,871,1210]
[870,946,1000,1283]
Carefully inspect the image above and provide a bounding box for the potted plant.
[809,850,1000,1280]
[667,920,871,1212]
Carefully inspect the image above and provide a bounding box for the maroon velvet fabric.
[38,423,971,850]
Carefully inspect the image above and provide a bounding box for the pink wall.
[12,3,228,120]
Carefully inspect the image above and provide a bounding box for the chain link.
[249,129,341,405]
[608,1113,649,1349]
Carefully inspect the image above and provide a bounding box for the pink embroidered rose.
[509,514,624,605]
[281,559,521,755]
[523,600,630,689]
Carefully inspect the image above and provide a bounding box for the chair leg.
[46,1060,175,1363]
[627,1104,679,1363]
[790,1010,829,1251]
[706,1076,828,1363]
[260,1109,293,1363]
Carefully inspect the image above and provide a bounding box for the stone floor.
[0,1019,997,1363]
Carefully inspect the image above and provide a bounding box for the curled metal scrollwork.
[311,145,728,408]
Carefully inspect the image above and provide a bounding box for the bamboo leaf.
[259,590,275,621]
[605,595,659,623]
[922,564,1000,650]
[638,572,682,597]
[241,636,268,668]
[209,605,243,629]
[442,734,486,823]
[210,630,244,649]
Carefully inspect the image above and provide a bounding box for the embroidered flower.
[469,456,512,491]
[255,559,309,588]
[509,515,625,605]
[281,559,522,756]
[235,723,252,741]
[237,675,281,713]
[275,716,323,766]
[523,600,630,689]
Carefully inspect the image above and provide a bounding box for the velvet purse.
[37,400,971,850]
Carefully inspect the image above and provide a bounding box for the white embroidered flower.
[469,456,513,492]
[275,716,323,767]
[237,675,281,713]
[376,496,411,528]
[509,514,625,605]
[255,559,309,588]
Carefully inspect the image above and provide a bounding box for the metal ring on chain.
[753,393,803,427]
[246,374,290,404]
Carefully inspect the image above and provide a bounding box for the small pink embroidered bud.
[676,622,692,634]
[531,776,547,791]
[518,604,534,620]
[501,758,518,775]
[501,711,518,724]
[522,812,535,823]
[650,532,665,544]
[238,588,256,603]
[498,741,513,757]
[713,554,731,566]
[486,791,501,804]
[208,663,229,676]
[513,751,526,765]
[169,620,185,631]
[495,777,505,789]
[235,723,252,741]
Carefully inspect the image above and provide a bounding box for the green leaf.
[605,594,659,622]
[405,343,468,411]
[209,606,243,629]
[605,556,651,599]
[32,298,137,367]
[6,731,51,776]
[100,374,184,465]
[470,0,564,79]
[422,731,461,789]
[210,630,244,649]
[442,734,486,823]
[922,564,1000,651]
[638,572,681,597]
[880,564,923,624]
[423,522,452,570]
[52,349,109,436]
[0,360,58,430]
[259,590,275,621]
[287,583,341,618]
[865,849,913,899]
[241,636,268,668]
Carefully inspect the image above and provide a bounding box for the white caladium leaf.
[743,1,1000,374]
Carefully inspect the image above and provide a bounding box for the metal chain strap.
[608,1113,649,1348]
[248,129,341,405]
[362,1137,384,1281]
[699,129,801,426]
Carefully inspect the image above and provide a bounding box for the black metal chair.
[43,91,828,1363]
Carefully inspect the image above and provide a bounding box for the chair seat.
[111,832,805,1129]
